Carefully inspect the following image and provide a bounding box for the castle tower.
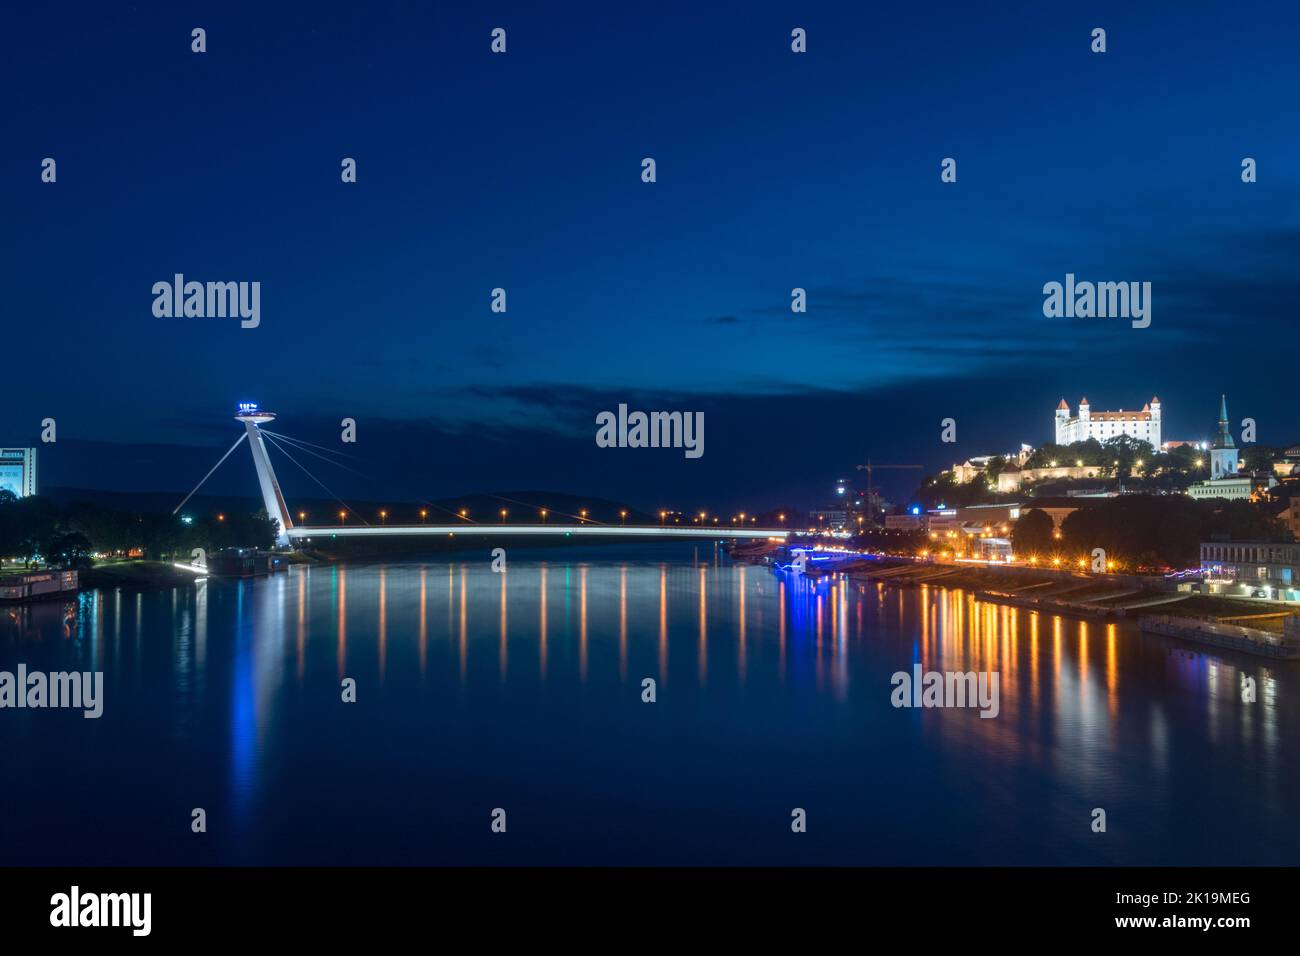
[1055,398,1070,444]
[1149,395,1162,449]
[234,403,294,547]
[1209,394,1239,480]
[1078,397,1090,427]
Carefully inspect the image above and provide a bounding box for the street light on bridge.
[500,509,508,523]
[298,511,306,524]
[339,510,346,524]
[620,509,627,526]
[420,508,428,524]
[540,509,548,523]
[659,510,666,526]
[379,509,388,525]
[579,509,588,524]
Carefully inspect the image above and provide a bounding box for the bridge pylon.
[234,403,294,547]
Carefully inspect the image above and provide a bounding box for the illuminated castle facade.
[1054,396,1161,450]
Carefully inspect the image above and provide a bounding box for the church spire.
[1213,394,1235,450]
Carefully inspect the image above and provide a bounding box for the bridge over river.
[176,405,788,547]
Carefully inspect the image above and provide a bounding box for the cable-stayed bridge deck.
[289,524,785,540]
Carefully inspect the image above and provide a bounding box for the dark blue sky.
[6,1,1300,513]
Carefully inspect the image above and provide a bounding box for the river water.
[2,544,1294,865]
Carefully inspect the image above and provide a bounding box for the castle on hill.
[1054,396,1161,449]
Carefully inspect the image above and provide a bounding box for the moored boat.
[0,570,79,603]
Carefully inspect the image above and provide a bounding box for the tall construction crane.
[855,460,924,526]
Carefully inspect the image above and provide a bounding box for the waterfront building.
[808,508,848,531]
[958,503,1021,559]
[884,513,925,531]
[972,535,1013,562]
[923,503,1025,557]
[958,502,1022,528]
[1200,540,1300,601]
[1054,396,1161,449]
[0,448,37,498]
[1282,495,1300,541]
[925,507,960,532]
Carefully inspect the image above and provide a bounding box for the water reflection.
[378,566,387,681]
[419,567,428,677]
[658,566,668,681]
[336,566,346,678]
[579,565,588,683]
[539,564,548,678]
[737,565,746,683]
[618,567,627,682]
[698,565,707,685]
[295,570,305,681]
[0,557,1294,865]
[458,566,467,682]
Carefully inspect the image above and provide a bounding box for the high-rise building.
[0,448,37,498]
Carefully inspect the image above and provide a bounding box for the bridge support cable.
[257,429,373,480]
[261,432,371,526]
[266,430,483,527]
[484,491,611,526]
[268,430,485,526]
[260,429,360,463]
[408,496,480,524]
[172,432,248,515]
[262,430,484,525]
[262,430,608,530]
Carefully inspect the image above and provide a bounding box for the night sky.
[6,1,1299,514]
